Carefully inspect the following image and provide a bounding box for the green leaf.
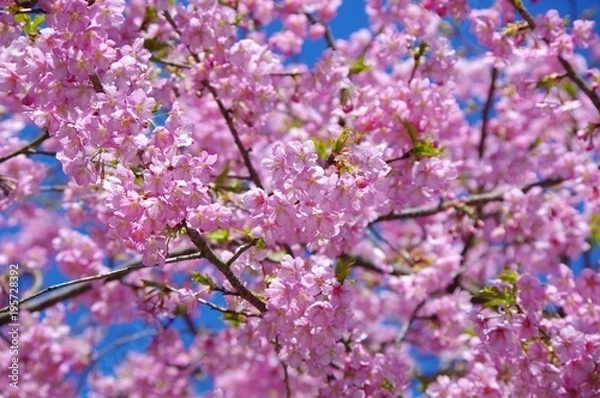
[412,140,443,159]
[332,128,351,153]
[190,271,216,289]
[410,41,429,59]
[206,228,229,243]
[497,268,519,285]
[335,256,355,283]
[143,38,171,53]
[473,283,517,309]
[141,279,168,293]
[215,162,230,186]
[399,118,443,159]
[400,119,419,145]
[215,184,246,193]
[502,22,520,36]
[535,74,558,91]
[14,13,44,37]
[286,117,303,130]
[14,14,30,25]
[562,81,578,97]
[145,6,159,22]
[472,286,504,304]
[340,87,350,107]
[134,174,144,187]
[463,327,477,337]
[590,213,600,244]
[349,55,371,75]
[233,13,243,26]
[381,378,394,392]
[311,138,329,160]
[30,14,44,30]
[483,297,510,309]
[223,312,246,327]
[528,137,543,151]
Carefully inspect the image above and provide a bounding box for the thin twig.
[92,330,157,361]
[27,150,56,157]
[39,185,67,192]
[2,250,202,310]
[508,0,600,114]
[348,254,411,277]
[196,295,260,318]
[556,56,600,112]
[182,313,198,335]
[268,71,305,77]
[0,249,203,325]
[89,74,105,93]
[204,83,264,189]
[0,130,50,164]
[305,13,336,51]
[395,299,427,344]
[282,362,292,398]
[375,177,564,222]
[185,224,267,313]
[150,55,191,69]
[394,260,477,345]
[208,173,252,181]
[385,151,412,164]
[162,283,259,317]
[226,238,259,267]
[479,67,498,159]
[162,10,201,63]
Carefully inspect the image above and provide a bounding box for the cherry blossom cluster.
[244,139,389,253]
[0,306,91,397]
[89,329,195,397]
[428,265,600,396]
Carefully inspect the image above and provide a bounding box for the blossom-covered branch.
[184,224,266,313]
[478,67,498,158]
[509,0,600,114]
[0,130,49,164]
[375,177,565,222]
[204,83,264,189]
[0,249,203,326]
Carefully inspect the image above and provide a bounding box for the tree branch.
[226,238,259,267]
[556,56,600,113]
[195,295,260,318]
[161,10,264,189]
[395,298,428,344]
[282,362,292,398]
[0,249,203,326]
[92,330,157,362]
[160,283,260,318]
[185,224,267,313]
[0,130,50,164]
[305,13,336,51]
[149,55,192,69]
[479,67,498,159]
[508,0,600,114]
[89,74,105,93]
[347,254,411,277]
[375,177,564,222]
[204,83,264,189]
